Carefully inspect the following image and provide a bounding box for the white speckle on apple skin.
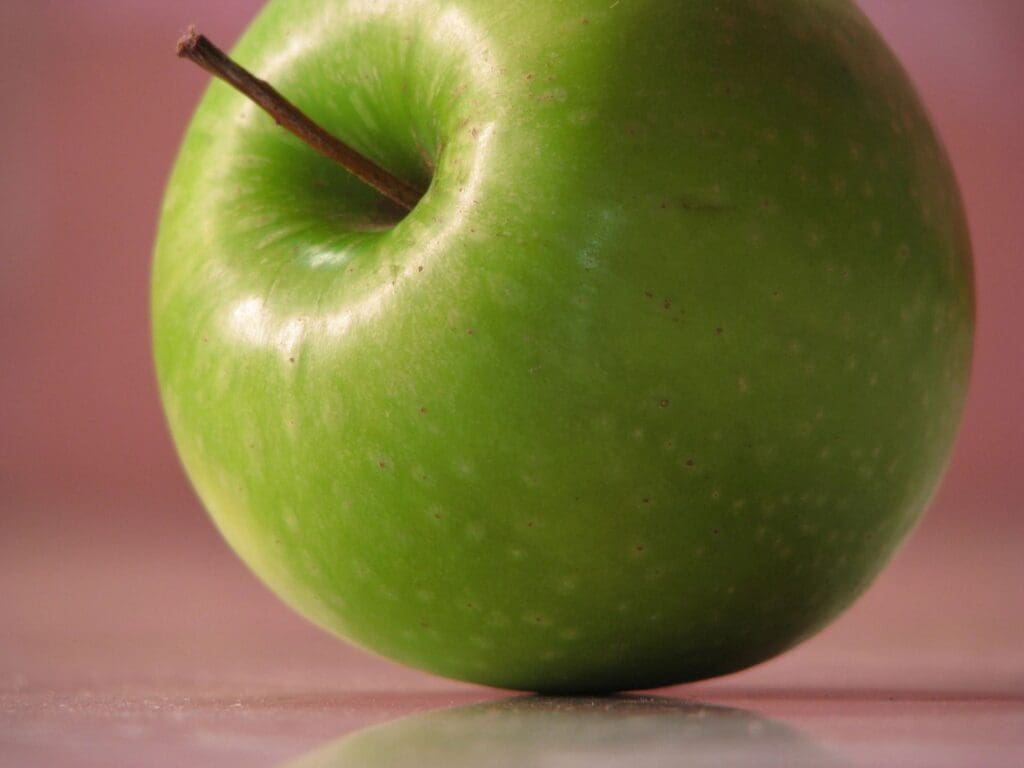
[282,507,299,532]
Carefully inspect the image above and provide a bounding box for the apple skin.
[153,0,973,693]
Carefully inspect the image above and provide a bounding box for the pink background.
[1,0,1022,705]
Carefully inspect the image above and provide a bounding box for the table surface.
[2,495,1022,767]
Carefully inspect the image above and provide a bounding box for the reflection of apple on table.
[283,697,844,768]
[153,0,972,693]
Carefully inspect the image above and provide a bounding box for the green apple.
[153,0,972,693]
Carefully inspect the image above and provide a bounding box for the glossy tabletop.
[1,495,1021,767]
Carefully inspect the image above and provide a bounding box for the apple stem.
[176,27,425,211]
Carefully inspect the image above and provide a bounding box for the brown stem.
[177,27,424,211]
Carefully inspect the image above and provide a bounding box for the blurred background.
[1,0,1022,728]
